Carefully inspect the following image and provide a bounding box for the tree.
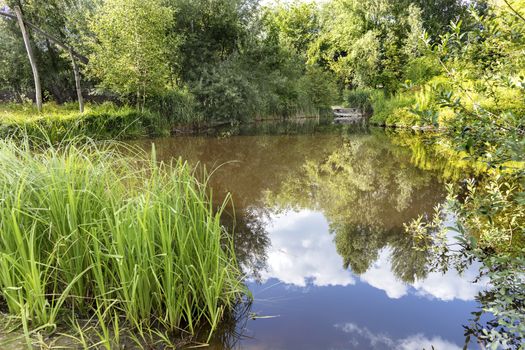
[408,0,466,38]
[307,0,405,91]
[263,1,320,55]
[88,0,172,110]
[14,5,42,112]
[166,0,252,82]
[0,11,31,102]
[1,0,95,108]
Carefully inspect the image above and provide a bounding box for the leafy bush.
[0,102,166,142]
[343,88,378,115]
[404,56,442,85]
[146,87,202,125]
[298,65,339,112]
[369,92,416,125]
[190,60,260,123]
[385,107,420,126]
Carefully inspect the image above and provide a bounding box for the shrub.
[369,92,416,125]
[343,88,379,115]
[298,65,339,112]
[190,60,260,123]
[146,87,202,126]
[404,56,442,85]
[0,102,166,142]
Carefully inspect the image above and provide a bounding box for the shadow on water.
[129,120,488,349]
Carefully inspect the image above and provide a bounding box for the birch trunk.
[69,49,84,113]
[14,6,42,112]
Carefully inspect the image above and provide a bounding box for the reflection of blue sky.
[258,210,485,301]
[241,209,481,349]
[334,323,462,350]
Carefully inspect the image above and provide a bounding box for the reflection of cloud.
[360,249,484,301]
[336,323,462,350]
[397,334,462,350]
[360,250,408,299]
[260,210,355,287]
[336,323,395,348]
[260,210,484,300]
[412,269,482,301]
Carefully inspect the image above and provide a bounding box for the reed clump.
[0,138,246,346]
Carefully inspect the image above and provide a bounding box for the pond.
[131,120,486,350]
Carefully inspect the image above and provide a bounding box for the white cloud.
[412,267,483,302]
[360,250,408,299]
[336,323,462,350]
[397,334,462,350]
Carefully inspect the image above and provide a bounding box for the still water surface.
[132,121,485,350]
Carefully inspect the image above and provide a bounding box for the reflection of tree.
[222,207,270,281]
[133,125,448,285]
[267,132,444,283]
[385,130,485,182]
[389,232,429,283]
[333,223,385,274]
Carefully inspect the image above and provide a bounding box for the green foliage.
[0,102,165,141]
[88,0,172,108]
[0,138,246,345]
[262,1,320,54]
[0,17,31,102]
[146,88,202,126]
[403,2,525,347]
[408,0,466,37]
[297,65,339,111]
[369,91,416,126]
[307,0,430,93]
[190,58,260,123]
[0,0,478,122]
[404,56,442,85]
[407,187,525,349]
[167,0,251,82]
[343,88,378,114]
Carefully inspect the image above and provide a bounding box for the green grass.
[0,102,169,142]
[0,137,247,347]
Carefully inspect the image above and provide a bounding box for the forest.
[0,0,523,349]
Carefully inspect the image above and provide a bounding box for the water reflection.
[130,121,483,349]
[265,133,441,281]
[258,209,483,301]
[334,323,462,350]
[258,210,355,287]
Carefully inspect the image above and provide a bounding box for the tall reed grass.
[0,102,169,142]
[0,137,246,347]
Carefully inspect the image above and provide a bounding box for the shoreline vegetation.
[0,138,248,348]
[0,101,332,142]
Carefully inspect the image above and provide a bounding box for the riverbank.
[0,102,332,142]
[0,102,174,141]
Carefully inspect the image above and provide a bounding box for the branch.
[503,0,525,24]
[0,10,89,64]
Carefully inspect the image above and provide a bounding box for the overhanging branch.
[0,10,89,64]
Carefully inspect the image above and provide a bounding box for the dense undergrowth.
[0,102,169,141]
[0,137,247,348]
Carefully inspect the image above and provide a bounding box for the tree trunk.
[70,49,84,113]
[14,5,42,112]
